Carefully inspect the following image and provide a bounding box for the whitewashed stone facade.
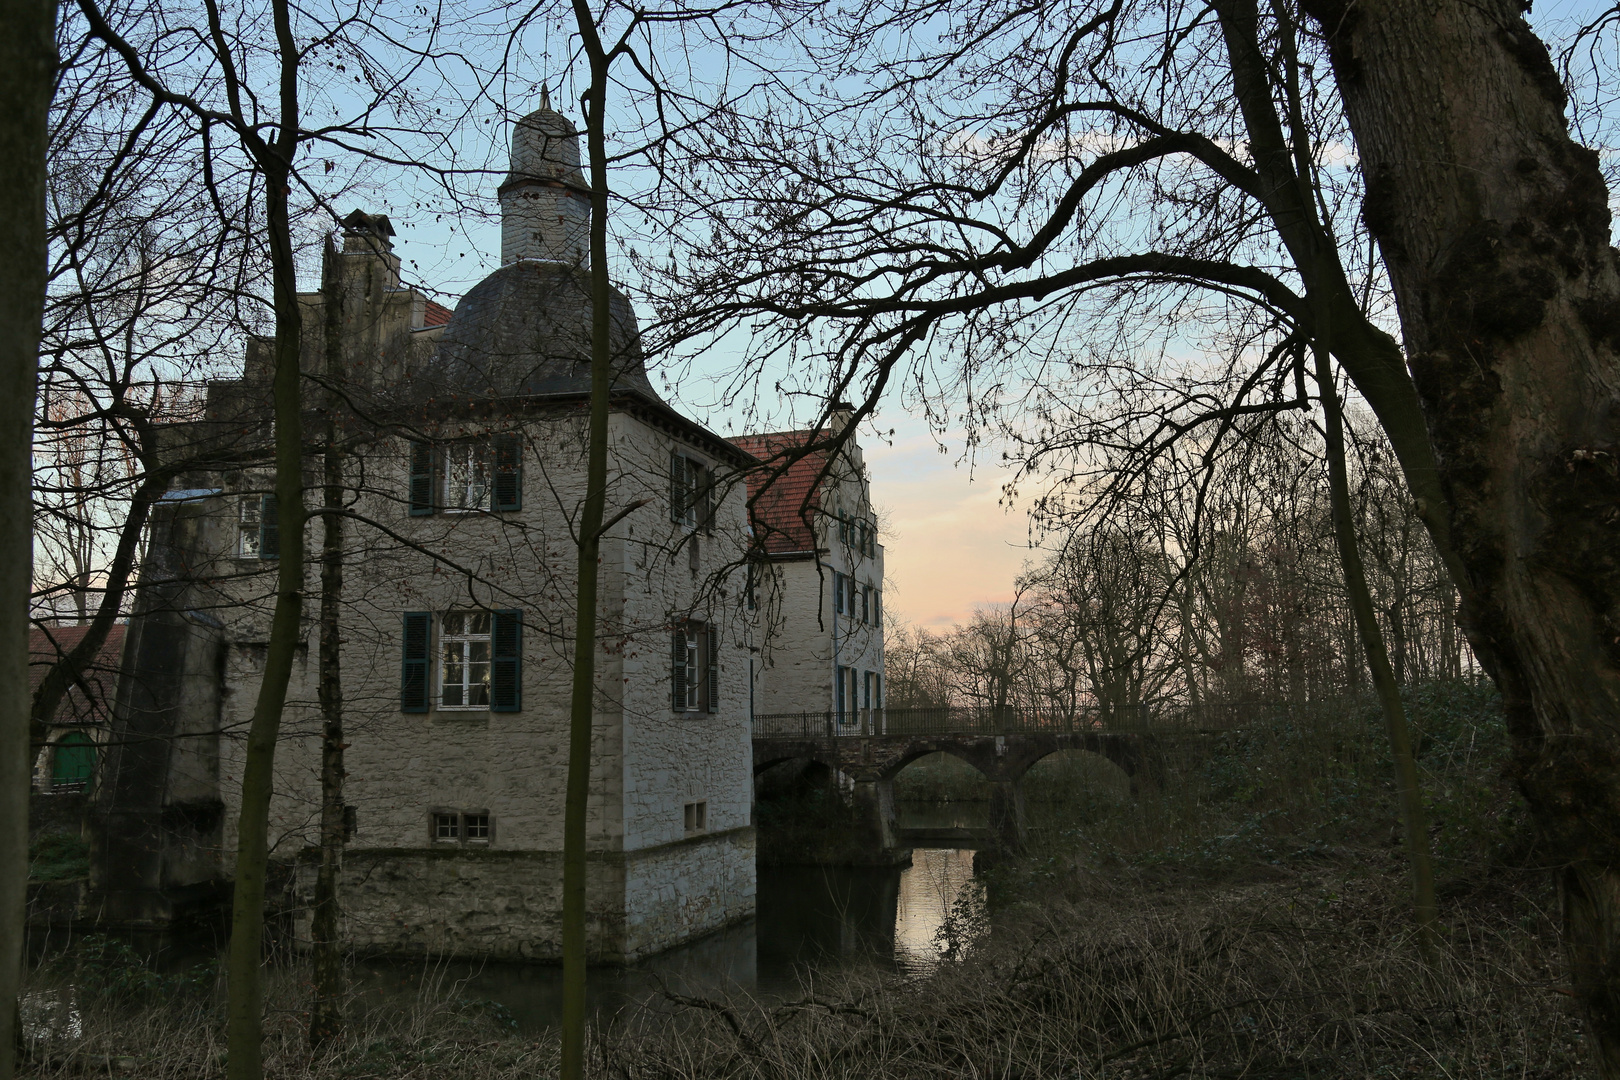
[92,105,759,961]
[733,413,886,728]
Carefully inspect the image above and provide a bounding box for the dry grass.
[599,861,1583,1079]
[23,684,1571,1078]
[20,859,1582,1080]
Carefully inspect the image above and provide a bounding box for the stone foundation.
[292,826,755,963]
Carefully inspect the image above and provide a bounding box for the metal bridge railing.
[750,701,1332,739]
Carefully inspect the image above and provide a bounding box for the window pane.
[238,499,260,557]
[434,813,459,840]
[445,445,491,510]
[465,814,490,840]
[441,612,493,707]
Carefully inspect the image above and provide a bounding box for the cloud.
[864,418,1039,629]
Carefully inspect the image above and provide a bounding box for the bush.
[56,935,214,1004]
[28,834,88,882]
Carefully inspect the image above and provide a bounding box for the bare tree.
[0,0,56,1073]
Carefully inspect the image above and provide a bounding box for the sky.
[389,209,1040,631]
[362,0,1618,631]
[859,418,1036,629]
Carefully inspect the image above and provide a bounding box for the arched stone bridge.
[752,715,1162,852]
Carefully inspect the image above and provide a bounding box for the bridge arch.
[881,744,997,785]
[1021,747,1133,802]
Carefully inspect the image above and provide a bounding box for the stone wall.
[291,826,753,962]
[166,404,756,958]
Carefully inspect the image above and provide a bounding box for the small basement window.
[431,810,493,846]
[683,800,708,835]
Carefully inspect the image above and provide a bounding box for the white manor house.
[82,101,886,961]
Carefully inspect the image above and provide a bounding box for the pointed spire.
[539,83,551,110]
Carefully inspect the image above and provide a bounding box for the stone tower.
[498,89,590,266]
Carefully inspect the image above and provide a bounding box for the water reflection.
[358,848,984,1031]
[894,848,982,973]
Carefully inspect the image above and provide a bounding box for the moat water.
[355,822,985,1031]
[25,804,989,1037]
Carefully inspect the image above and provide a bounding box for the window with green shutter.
[51,731,95,790]
[258,494,279,560]
[671,623,689,710]
[408,441,435,516]
[493,435,522,512]
[707,622,719,714]
[491,609,522,711]
[672,620,714,712]
[401,612,431,712]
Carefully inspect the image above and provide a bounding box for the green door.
[51,732,95,789]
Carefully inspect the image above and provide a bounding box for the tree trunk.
[1310,0,1620,1068]
[308,236,346,1051]
[225,140,305,1080]
[560,16,617,1075]
[0,1,53,1075]
[1316,339,1439,962]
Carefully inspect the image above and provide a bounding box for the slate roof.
[428,261,660,402]
[729,431,830,556]
[29,623,126,726]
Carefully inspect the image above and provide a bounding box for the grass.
[20,681,1581,1078]
[20,863,1582,1079]
[29,834,89,882]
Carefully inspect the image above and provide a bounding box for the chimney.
[339,209,401,288]
[829,400,855,435]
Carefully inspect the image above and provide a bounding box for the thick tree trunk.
[225,160,304,1080]
[0,1,53,1076]
[1310,0,1620,1069]
[308,237,346,1050]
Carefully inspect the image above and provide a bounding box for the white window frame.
[683,627,701,710]
[675,620,711,713]
[237,497,261,557]
[431,809,493,846]
[672,454,709,531]
[442,442,492,512]
[439,611,492,709]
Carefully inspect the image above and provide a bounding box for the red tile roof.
[422,300,453,328]
[729,431,831,555]
[30,623,126,726]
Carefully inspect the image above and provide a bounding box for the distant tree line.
[886,414,1473,719]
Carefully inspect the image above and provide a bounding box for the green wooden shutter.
[699,464,714,534]
[259,494,279,560]
[401,612,431,713]
[671,624,687,710]
[706,622,719,713]
[491,609,522,711]
[408,441,434,516]
[493,435,522,512]
[669,451,684,523]
[834,572,844,614]
[52,732,95,786]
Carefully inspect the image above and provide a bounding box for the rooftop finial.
[540,83,551,110]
